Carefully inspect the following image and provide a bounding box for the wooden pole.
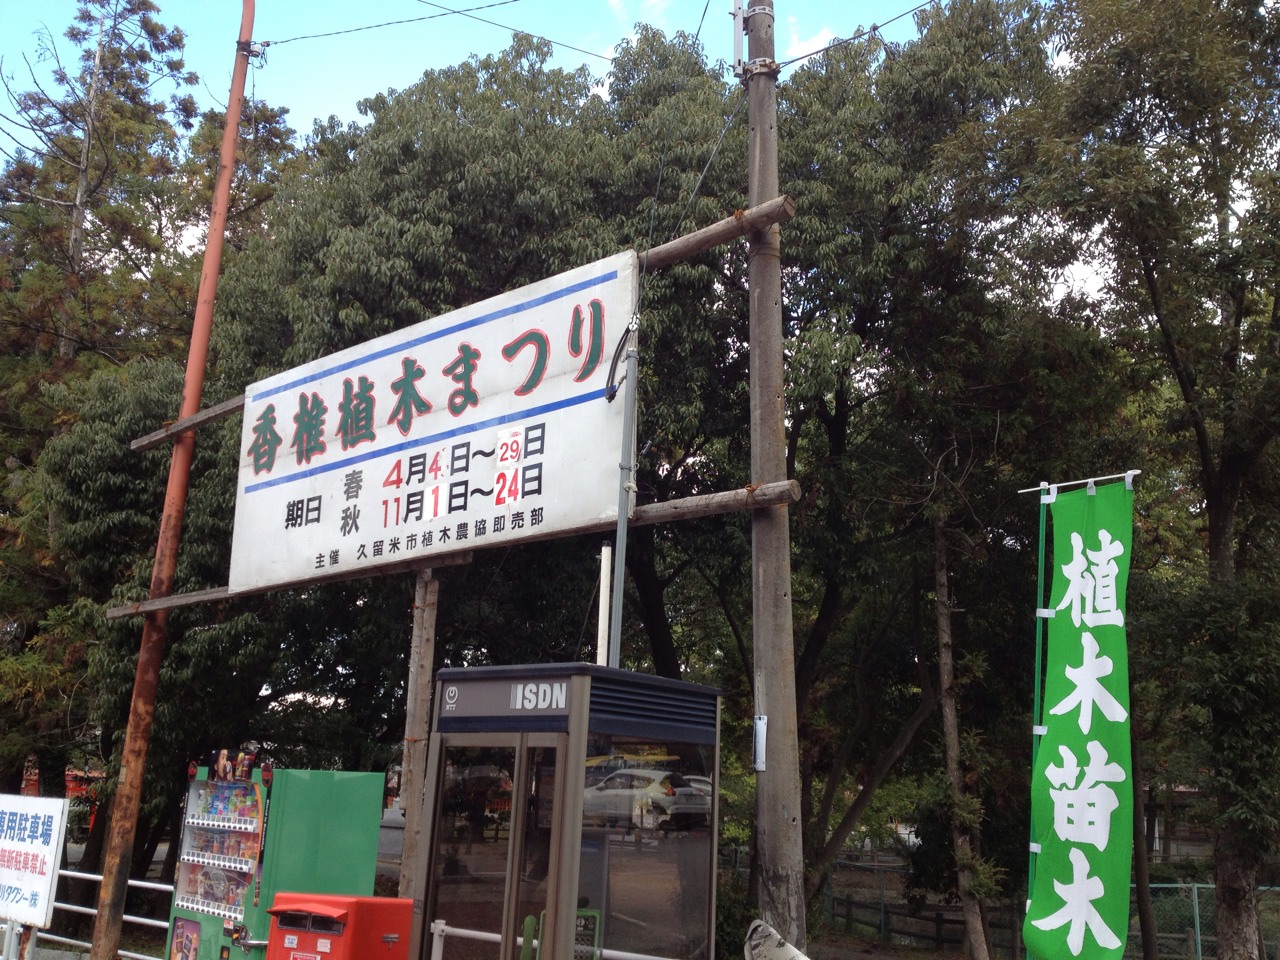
[639,195,795,272]
[400,569,439,905]
[89,5,254,957]
[744,0,807,948]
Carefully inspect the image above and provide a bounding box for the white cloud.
[609,0,672,31]
[640,0,673,27]
[784,17,836,65]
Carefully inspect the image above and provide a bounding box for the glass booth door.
[427,734,563,960]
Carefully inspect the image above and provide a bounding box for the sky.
[1,0,924,137]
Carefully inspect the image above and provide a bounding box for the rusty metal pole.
[744,0,808,949]
[89,5,255,957]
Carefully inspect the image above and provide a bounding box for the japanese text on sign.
[229,253,639,593]
[0,794,68,928]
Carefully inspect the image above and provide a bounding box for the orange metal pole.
[89,3,255,956]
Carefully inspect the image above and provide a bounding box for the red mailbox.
[265,892,412,960]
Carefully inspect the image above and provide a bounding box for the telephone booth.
[417,663,720,960]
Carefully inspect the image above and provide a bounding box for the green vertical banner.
[1025,481,1134,959]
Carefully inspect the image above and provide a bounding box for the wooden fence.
[826,893,1280,960]
[827,894,1024,957]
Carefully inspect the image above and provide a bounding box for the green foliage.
[0,0,201,363]
[715,866,757,960]
[0,1,201,793]
[1170,574,1280,864]
[1148,859,1212,885]
[777,0,1139,907]
[715,748,758,852]
[904,769,1019,904]
[0,0,299,847]
[178,99,300,251]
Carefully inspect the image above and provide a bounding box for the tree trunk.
[1131,725,1157,960]
[1160,784,1172,860]
[934,508,991,960]
[60,792,110,937]
[36,749,69,798]
[1215,849,1260,960]
[625,527,683,679]
[135,804,170,876]
[1206,468,1257,960]
[159,804,182,886]
[60,12,104,360]
[0,762,23,794]
[804,683,939,901]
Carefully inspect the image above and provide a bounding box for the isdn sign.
[510,682,567,711]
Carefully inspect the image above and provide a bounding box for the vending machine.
[165,751,384,960]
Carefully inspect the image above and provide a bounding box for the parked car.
[583,753,680,786]
[582,769,710,833]
[684,775,713,797]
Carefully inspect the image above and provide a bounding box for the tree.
[0,0,201,803]
[0,0,199,361]
[774,6,1158,938]
[1029,0,1280,953]
[1,2,300,880]
[178,98,300,252]
[17,12,1272,955]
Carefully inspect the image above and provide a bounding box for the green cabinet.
[166,765,383,960]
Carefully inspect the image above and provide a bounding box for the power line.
[260,0,614,66]
[777,0,936,69]
[414,0,615,63]
[670,89,747,241]
[261,0,524,48]
[260,0,938,76]
[691,0,713,41]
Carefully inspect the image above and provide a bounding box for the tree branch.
[1141,256,1218,495]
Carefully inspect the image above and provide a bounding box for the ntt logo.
[510,681,567,710]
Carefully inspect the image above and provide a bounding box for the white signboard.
[0,793,68,928]
[229,253,639,593]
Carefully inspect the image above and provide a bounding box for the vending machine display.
[165,751,384,960]
[175,774,264,921]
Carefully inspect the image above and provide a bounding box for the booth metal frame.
[416,663,720,960]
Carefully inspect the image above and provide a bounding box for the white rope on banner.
[1017,469,1141,496]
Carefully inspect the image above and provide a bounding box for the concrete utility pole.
[743,0,808,949]
[89,4,255,957]
[399,568,438,902]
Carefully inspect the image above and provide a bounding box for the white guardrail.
[427,919,680,960]
[2,868,173,960]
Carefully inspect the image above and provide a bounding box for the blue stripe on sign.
[243,386,609,494]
